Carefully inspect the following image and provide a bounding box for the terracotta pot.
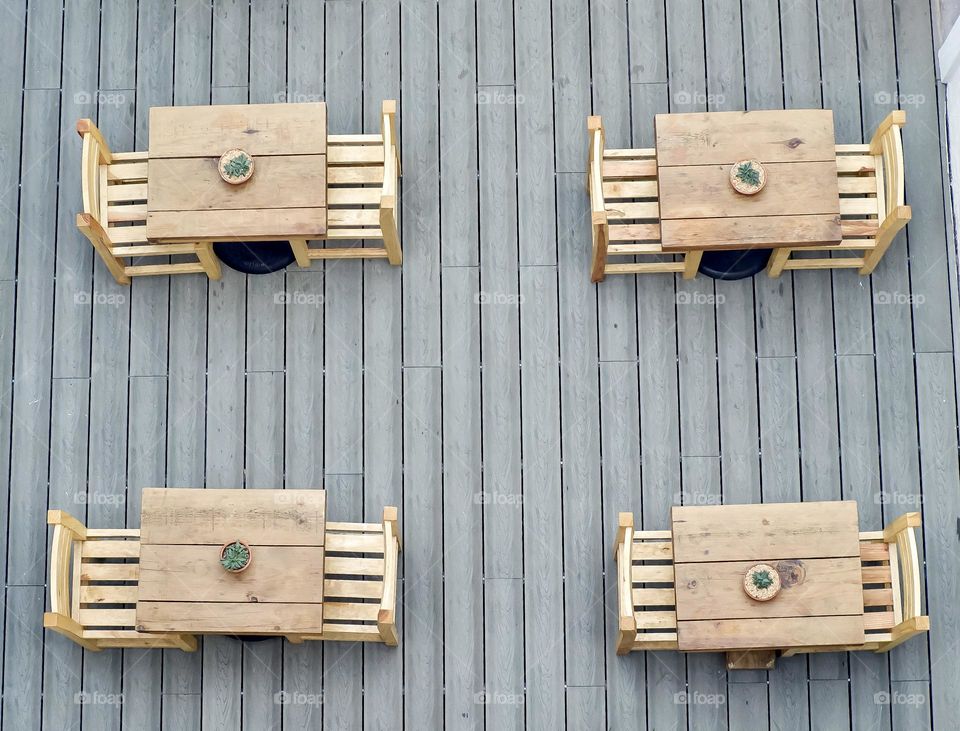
[218,148,254,184]
[743,563,781,601]
[220,540,252,573]
[729,159,766,195]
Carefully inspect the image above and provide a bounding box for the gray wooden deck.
[1,0,958,729]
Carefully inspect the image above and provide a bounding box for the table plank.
[674,557,863,620]
[149,102,327,157]
[677,615,864,651]
[660,214,841,250]
[658,161,840,219]
[655,109,835,165]
[140,488,326,545]
[136,602,324,634]
[671,501,860,562]
[148,155,327,212]
[138,545,325,603]
[146,207,327,241]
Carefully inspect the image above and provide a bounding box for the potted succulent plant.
[743,563,781,601]
[729,159,766,195]
[220,540,252,573]
[218,148,254,184]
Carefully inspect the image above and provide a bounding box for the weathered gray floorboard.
[400,0,441,366]
[12,1,960,728]
[362,3,405,726]
[438,0,478,268]
[519,264,566,729]
[440,265,484,729]
[478,88,522,580]
[402,367,444,729]
[516,0,556,267]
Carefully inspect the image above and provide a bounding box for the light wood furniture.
[655,110,841,251]
[46,491,401,648]
[588,109,910,281]
[768,110,911,276]
[147,103,329,243]
[614,504,928,669]
[76,119,222,284]
[78,100,401,283]
[43,510,198,651]
[587,116,704,281]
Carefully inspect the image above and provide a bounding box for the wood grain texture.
[660,213,841,250]
[658,161,840,219]
[148,154,326,211]
[136,601,324,634]
[671,501,860,562]
[147,206,328,241]
[140,488,326,546]
[674,557,864,620]
[149,102,327,157]
[655,109,836,165]
[678,615,865,651]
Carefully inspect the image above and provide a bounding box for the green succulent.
[221,541,250,571]
[751,569,774,590]
[223,153,251,179]
[735,162,761,187]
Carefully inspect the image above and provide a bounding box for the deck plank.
[361,2,404,727]
[17,0,960,728]
[520,265,566,728]
[440,266,484,728]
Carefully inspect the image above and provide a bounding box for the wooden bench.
[768,110,911,276]
[77,101,401,283]
[614,511,928,662]
[588,110,910,282]
[587,116,703,282]
[45,507,401,649]
[293,507,401,646]
[43,510,197,651]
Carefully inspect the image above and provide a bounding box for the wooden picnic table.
[135,488,327,636]
[654,109,842,251]
[670,501,865,654]
[146,102,328,245]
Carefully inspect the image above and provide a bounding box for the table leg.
[196,241,222,280]
[289,238,311,268]
[726,649,777,670]
[682,250,703,279]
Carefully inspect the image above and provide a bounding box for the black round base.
[225,635,276,642]
[698,248,772,281]
[213,241,295,275]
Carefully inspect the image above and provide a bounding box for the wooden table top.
[655,110,842,251]
[671,501,865,651]
[145,102,328,242]
[136,488,326,635]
